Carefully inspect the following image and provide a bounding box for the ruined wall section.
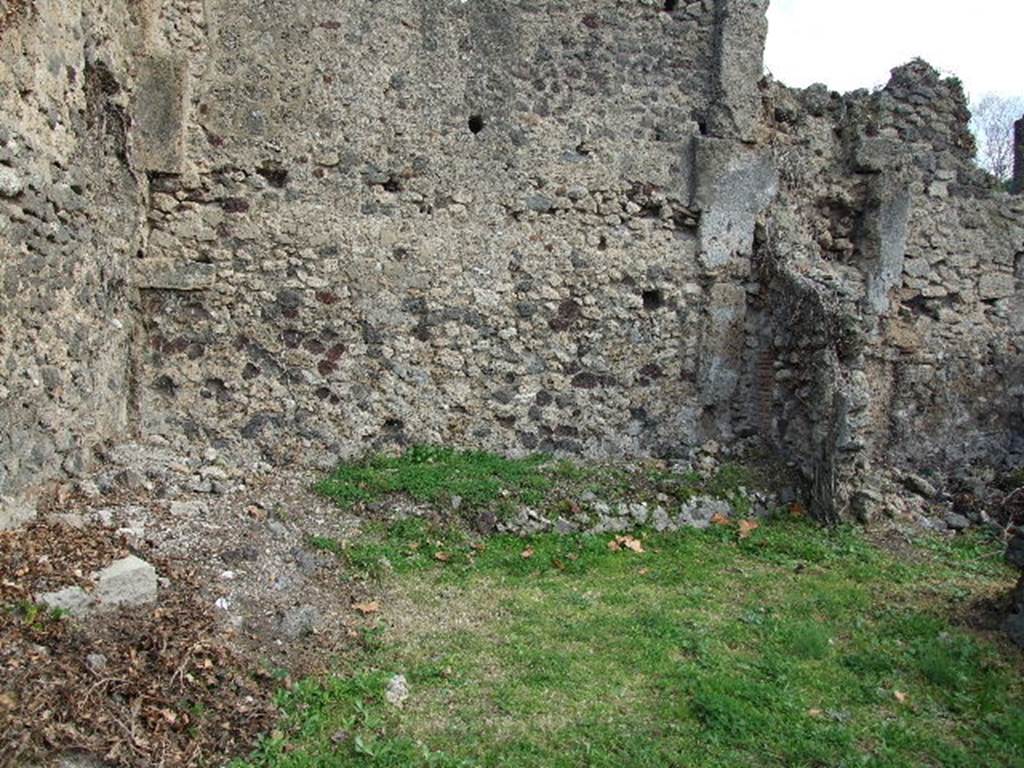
[0,1,147,520]
[756,62,1024,519]
[134,0,773,464]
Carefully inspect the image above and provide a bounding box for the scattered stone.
[943,513,970,531]
[115,468,152,493]
[385,674,409,707]
[525,194,553,212]
[170,500,208,516]
[651,507,674,532]
[189,476,214,494]
[267,519,289,537]
[47,513,87,530]
[554,517,578,534]
[278,605,320,639]
[76,480,102,499]
[903,473,938,499]
[628,503,650,525]
[474,510,497,535]
[0,165,24,197]
[37,555,158,617]
[94,555,159,609]
[679,497,732,529]
[0,495,36,530]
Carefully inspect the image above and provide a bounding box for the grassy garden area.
[236,449,1023,768]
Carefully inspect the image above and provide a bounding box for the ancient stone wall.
[132,0,772,467]
[757,62,1024,519]
[1,1,1021,524]
[0,0,145,520]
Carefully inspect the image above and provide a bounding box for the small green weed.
[5,601,67,630]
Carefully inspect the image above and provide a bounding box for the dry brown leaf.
[737,519,759,539]
[609,535,644,553]
[894,690,908,704]
[638,567,650,576]
[789,502,807,518]
[521,547,534,559]
[710,513,732,526]
[807,707,824,718]
[622,536,644,553]
[434,551,450,562]
[352,601,380,615]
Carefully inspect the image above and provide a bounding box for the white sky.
[764,0,1023,105]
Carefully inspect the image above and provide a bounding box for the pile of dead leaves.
[0,519,128,602]
[1,522,277,767]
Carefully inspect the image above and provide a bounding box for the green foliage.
[5,601,67,630]
[315,446,553,511]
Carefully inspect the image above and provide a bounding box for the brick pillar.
[1013,117,1024,194]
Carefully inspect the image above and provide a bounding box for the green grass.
[236,519,1024,768]
[314,446,764,523]
[315,446,554,510]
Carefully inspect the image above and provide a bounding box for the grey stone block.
[133,53,188,174]
[0,165,24,197]
[0,495,36,530]
[132,258,216,291]
[693,137,777,269]
[96,555,158,609]
[38,555,158,617]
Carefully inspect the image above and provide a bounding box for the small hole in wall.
[468,114,485,134]
[663,0,678,11]
[642,289,665,311]
[257,166,289,188]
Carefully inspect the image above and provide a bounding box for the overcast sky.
[764,0,1022,105]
